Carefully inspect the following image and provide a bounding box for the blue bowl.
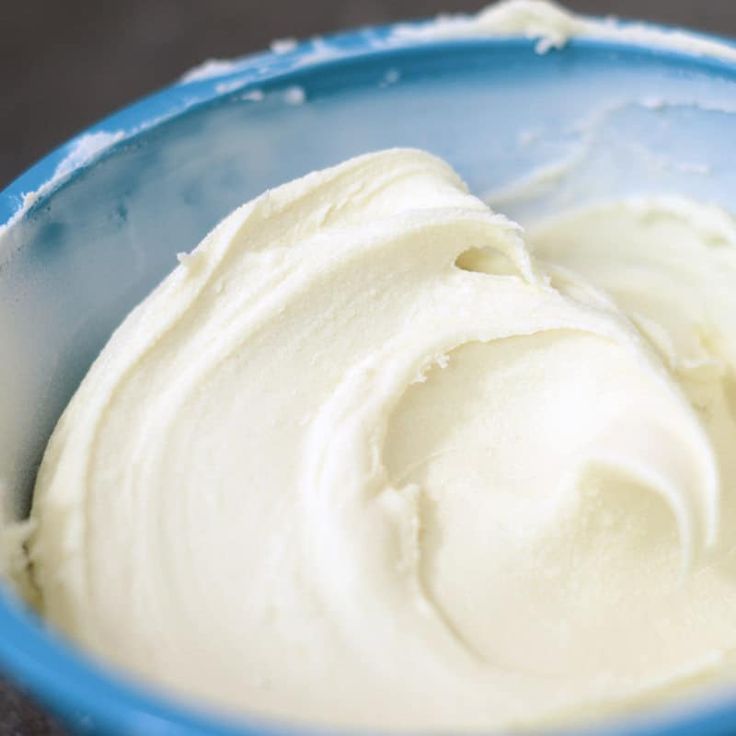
[2,14,736,736]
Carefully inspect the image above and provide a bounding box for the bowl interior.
[1,36,736,734]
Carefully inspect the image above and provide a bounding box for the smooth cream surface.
[29,149,736,731]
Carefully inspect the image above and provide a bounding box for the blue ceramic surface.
[2,17,736,736]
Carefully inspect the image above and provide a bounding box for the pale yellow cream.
[29,149,736,731]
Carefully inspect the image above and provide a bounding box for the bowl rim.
[2,13,736,736]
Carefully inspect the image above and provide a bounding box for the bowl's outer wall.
[2,35,736,736]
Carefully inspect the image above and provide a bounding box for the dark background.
[2,1,736,732]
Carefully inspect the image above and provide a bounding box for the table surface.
[3,0,736,732]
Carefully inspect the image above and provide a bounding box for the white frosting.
[179,59,242,83]
[29,149,736,731]
[176,1,736,91]
[395,0,736,60]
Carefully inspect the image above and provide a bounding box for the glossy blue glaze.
[2,16,736,736]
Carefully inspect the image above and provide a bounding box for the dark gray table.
[3,0,736,732]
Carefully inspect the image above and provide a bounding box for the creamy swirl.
[29,149,736,731]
